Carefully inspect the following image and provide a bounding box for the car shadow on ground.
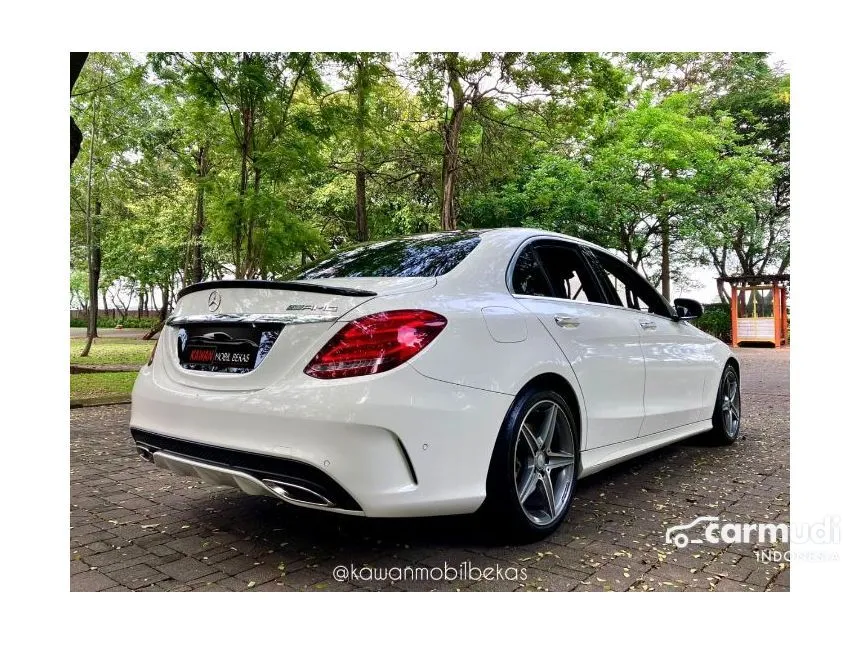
[189,432,717,552]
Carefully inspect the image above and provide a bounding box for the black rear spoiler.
[176,280,377,300]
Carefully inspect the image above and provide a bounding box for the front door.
[586,249,712,435]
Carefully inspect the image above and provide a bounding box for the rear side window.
[295,232,481,279]
[533,244,604,303]
[511,242,604,303]
[511,247,553,297]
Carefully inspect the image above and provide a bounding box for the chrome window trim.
[505,235,608,307]
[505,235,571,298]
[506,235,678,323]
[511,293,672,321]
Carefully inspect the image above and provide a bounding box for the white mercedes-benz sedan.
[130,228,740,540]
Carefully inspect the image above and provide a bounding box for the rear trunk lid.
[159,278,434,391]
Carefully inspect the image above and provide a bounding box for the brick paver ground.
[70,347,789,592]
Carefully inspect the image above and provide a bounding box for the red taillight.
[304,309,447,379]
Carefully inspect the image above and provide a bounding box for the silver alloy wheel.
[721,370,741,438]
[513,400,576,527]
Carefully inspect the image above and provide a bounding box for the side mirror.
[673,297,704,321]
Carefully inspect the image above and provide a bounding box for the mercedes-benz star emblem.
[207,290,222,312]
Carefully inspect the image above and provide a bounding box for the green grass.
[70,338,156,366]
[70,372,138,400]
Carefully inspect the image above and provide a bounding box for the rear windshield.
[295,232,481,279]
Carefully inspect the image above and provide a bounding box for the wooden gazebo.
[719,274,789,348]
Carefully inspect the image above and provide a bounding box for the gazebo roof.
[720,274,790,286]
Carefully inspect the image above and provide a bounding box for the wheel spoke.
[515,398,577,527]
[518,468,538,504]
[546,451,575,471]
[519,425,539,456]
[539,473,556,518]
[538,404,558,449]
[722,372,740,436]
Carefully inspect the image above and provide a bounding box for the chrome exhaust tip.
[137,445,154,463]
[261,479,335,508]
[146,450,363,515]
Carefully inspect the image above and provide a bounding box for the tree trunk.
[191,146,208,283]
[82,200,102,356]
[716,278,729,304]
[246,166,261,277]
[101,289,109,319]
[159,285,169,322]
[660,215,671,300]
[142,284,169,340]
[80,59,100,357]
[440,107,465,231]
[235,98,253,278]
[440,55,466,231]
[354,55,369,242]
[355,161,368,242]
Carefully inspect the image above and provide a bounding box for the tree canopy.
[70,51,789,337]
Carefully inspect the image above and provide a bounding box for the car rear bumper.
[132,428,366,514]
[130,363,513,517]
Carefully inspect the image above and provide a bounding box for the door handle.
[639,320,657,330]
[554,315,580,329]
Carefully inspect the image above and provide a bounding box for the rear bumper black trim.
[176,280,376,300]
[130,427,363,512]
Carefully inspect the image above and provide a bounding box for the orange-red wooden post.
[771,282,781,348]
[781,285,788,345]
[730,283,739,347]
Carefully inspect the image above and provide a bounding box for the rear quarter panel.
[344,287,591,446]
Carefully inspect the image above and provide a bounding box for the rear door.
[586,249,712,435]
[510,240,646,450]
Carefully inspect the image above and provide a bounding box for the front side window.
[295,232,481,279]
[591,251,673,317]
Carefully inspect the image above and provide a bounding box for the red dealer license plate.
[185,343,254,369]
[176,324,282,374]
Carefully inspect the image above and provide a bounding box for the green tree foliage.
[69,51,789,324]
[70,52,149,352]
[408,52,626,230]
[620,53,790,300]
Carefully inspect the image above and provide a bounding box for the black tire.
[483,385,579,542]
[708,363,741,444]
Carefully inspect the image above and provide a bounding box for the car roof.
[474,227,606,252]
